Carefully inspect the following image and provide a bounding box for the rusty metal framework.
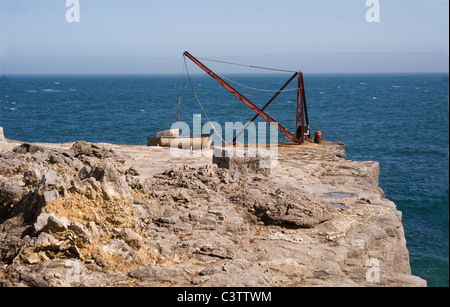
[183,51,310,144]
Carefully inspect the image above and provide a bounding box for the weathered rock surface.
[0,135,426,287]
[213,146,272,176]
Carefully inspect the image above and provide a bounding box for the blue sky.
[0,0,448,74]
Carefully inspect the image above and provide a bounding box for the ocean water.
[0,72,448,287]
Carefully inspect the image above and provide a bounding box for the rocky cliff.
[0,134,426,287]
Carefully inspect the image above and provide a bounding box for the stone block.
[212,146,272,176]
[156,129,180,138]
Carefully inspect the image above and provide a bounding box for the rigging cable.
[175,97,181,121]
[215,72,298,93]
[183,55,229,145]
[175,57,186,121]
[196,56,298,73]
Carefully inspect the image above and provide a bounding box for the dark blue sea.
[0,72,448,287]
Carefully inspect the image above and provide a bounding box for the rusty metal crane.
[183,51,310,144]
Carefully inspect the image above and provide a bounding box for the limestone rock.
[192,259,270,287]
[90,163,133,201]
[40,190,60,206]
[213,146,272,176]
[12,143,45,154]
[70,141,124,162]
[24,169,42,186]
[115,228,143,249]
[128,265,185,284]
[47,215,69,233]
[231,186,331,228]
[0,139,426,287]
[36,171,59,193]
[0,176,26,221]
[34,212,68,233]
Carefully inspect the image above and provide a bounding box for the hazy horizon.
[1,0,448,75]
[2,52,448,75]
